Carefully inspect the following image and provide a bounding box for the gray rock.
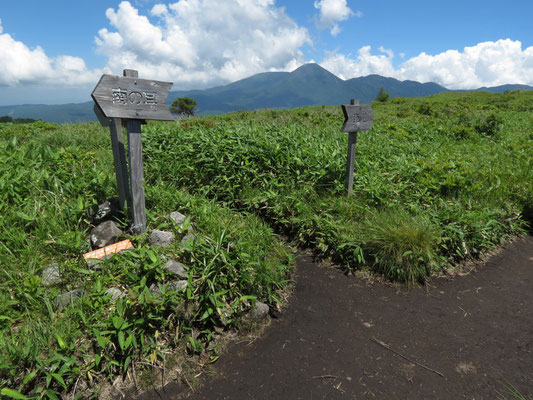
[104,288,125,301]
[170,211,186,225]
[90,221,122,248]
[42,264,62,287]
[55,289,83,308]
[149,280,188,296]
[250,301,270,321]
[168,280,188,291]
[163,259,189,279]
[181,233,197,245]
[149,230,175,247]
[170,211,194,233]
[95,200,114,221]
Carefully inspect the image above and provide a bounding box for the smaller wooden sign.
[340,105,374,132]
[340,99,374,195]
[83,239,134,265]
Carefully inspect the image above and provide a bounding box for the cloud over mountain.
[95,0,311,89]
[321,39,533,89]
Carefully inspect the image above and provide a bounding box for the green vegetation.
[0,121,291,398]
[170,97,198,117]
[375,86,390,102]
[143,90,532,283]
[1,90,533,398]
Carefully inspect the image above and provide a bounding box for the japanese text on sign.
[112,88,157,106]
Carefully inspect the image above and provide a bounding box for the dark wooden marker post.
[92,69,174,234]
[341,99,374,195]
[94,104,130,211]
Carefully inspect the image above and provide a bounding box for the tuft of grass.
[496,379,532,400]
[361,209,440,284]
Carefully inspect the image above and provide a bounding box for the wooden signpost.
[92,69,174,234]
[340,99,374,195]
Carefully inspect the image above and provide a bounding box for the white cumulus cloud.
[398,39,533,88]
[321,46,396,78]
[314,0,360,36]
[320,39,533,89]
[0,19,103,87]
[95,0,311,89]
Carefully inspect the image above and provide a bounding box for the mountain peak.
[289,63,343,87]
[291,63,332,75]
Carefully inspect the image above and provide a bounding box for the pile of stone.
[41,203,270,321]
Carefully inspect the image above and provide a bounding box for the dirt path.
[139,236,533,399]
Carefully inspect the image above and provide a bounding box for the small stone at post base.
[90,221,123,248]
[149,230,175,247]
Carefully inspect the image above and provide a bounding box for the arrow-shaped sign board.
[92,74,174,121]
[340,105,374,132]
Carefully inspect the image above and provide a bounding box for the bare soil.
[136,236,533,400]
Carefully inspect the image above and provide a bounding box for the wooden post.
[340,98,374,196]
[93,104,130,211]
[109,118,130,210]
[345,99,359,195]
[123,69,147,234]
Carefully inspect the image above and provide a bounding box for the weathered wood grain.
[123,69,138,78]
[340,104,374,132]
[109,118,130,210]
[345,132,357,195]
[127,119,146,234]
[122,70,147,234]
[92,74,174,120]
[94,103,111,127]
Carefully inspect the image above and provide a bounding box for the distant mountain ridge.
[1,63,532,123]
[169,64,451,115]
[0,102,95,124]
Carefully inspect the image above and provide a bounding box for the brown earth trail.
[136,236,533,400]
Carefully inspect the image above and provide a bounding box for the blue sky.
[1,0,532,105]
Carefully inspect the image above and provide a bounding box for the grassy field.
[0,122,292,398]
[1,90,532,398]
[143,90,533,282]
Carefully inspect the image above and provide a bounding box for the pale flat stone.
[42,264,62,287]
[149,230,175,247]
